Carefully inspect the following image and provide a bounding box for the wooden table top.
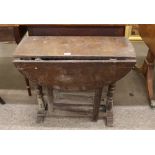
[14,36,135,59]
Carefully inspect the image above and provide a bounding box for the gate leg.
[92,87,103,121]
[36,85,47,123]
[46,87,54,114]
[106,83,115,127]
[25,77,32,96]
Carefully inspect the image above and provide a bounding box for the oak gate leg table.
[13,36,136,127]
[25,24,126,96]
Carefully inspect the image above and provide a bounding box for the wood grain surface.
[14,36,135,59]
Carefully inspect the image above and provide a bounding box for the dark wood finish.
[13,36,136,126]
[106,83,115,127]
[14,60,135,90]
[28,25,125,36]
[0,27,14,42]
[36,85,48,123]
[0,25,27,44]
[92,88,103,121]
[46,87,54,112]
[25,24,125,97]
[13,26,27,44]
[0,97,5,105]
[14,37,135,90]
[24,77,32,96]
[139,25,155,56]
[136,24,155,107]
[14,36,135,58]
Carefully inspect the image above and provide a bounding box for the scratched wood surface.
[14,36,135,59]
[14,60,136,90]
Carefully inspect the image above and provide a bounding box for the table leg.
[13,26,27,44]
[106,83,115,127]
[0,97,5,105]
[46,87,54,113]
[36,85,47,123]
[92,87,103,121]
[25,77,32,96]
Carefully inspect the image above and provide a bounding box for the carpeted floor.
[0,40,155,129]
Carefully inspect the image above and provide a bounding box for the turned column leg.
[46,87,54,114]
[25,77,32,96]
[92,87,103,121]
[36,85,47,123]
[106,83,115,127]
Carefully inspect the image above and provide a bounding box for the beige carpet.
[0,41,155,129]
